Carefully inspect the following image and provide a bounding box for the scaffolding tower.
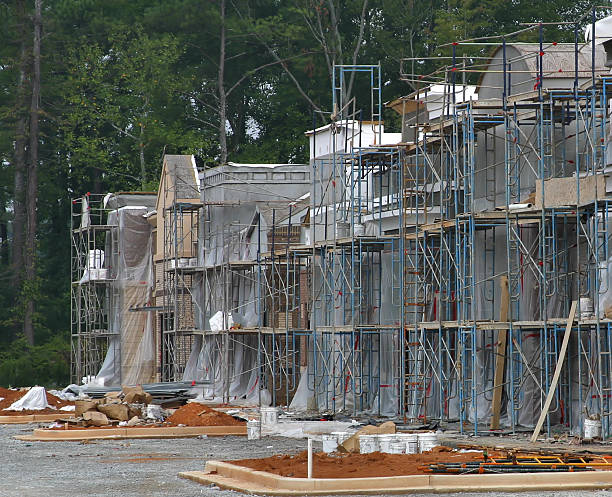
[70,194,117,383]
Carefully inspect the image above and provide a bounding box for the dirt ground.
[2,422,612,497]
[231,446,500,478]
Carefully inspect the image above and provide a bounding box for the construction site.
[10,10,612,496]
[69,22,612,434]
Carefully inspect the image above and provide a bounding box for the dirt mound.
[166,402,244,427]
[0,387,73,415]
[230,448,495,478]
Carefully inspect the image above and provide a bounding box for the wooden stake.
[530,300,578,443]
[490,275,509,430]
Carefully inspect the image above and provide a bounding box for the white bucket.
[336,222,350,239]
[247,419,261,440]
[418,432,439,452]
[322,434,338,453]
[332,431,351,445]
[584,418,602,439]
[359,435,379,454]
[260,407,279,425]
[378,434,397,454]
[353,223,365,236]
[388,441,406,454]
[88,249,104,269]
[397,433,419,454]
[146,404,163,421]
[580,297,594,319]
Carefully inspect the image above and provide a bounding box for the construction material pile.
[165,402,245,427]
[68,385,166,427]
[59,388,244,429]
[0,386,74,415]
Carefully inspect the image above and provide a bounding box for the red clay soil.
[0,387,74,416]
[165,402,245,427]
[230,447,503,478]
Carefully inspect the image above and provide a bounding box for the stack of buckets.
[359,431,438,454]
[248,407,280,440]
[321,430,438,454]
[322,431,352,453]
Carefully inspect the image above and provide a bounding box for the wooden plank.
[490,275,509,430]
[530,300,578,443]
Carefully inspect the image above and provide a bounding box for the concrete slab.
[15,425,246,441]
[179,460,612,495]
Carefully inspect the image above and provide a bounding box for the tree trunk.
[140,119,146,189]
[12,0,29,292]
[218,0,228,164]
[23,0,42,346]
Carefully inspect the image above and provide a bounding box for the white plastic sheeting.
[6,386,51,411]
[183,204,271,404]
[95,207,156,386]
[296,251,400,415]
[585,15,612,44]
[183,335,270,405]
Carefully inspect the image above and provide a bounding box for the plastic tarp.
[183,204,271,404]
[6,386,51,411]
[183,334,270,405]
[298,251,400,416]
[95,207,156,386]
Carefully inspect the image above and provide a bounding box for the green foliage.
[0,335,71,388]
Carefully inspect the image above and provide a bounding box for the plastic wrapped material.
[6,386,51,411]
[183,334,270,405]
[209,311,234,331]
[95,206,156,386]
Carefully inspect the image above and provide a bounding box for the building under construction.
[71,15,612,440]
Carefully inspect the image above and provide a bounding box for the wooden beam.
[490,275,509,430]
[530,300,578,443]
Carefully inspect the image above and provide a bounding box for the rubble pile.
[59,387,244,428]
[70,385,166,427]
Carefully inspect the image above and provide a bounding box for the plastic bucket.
[359,435,379,454]
[580,297,594,319]
[584,418,602,439]
[146,404,163,421]
[388,441,406,454]
[418,432,439,452]
[322,434,338,453]
[378,434,397,454]
[247,419,261,440]
[353,223,365,236]
[397,433,419,454]
[332,431,351,445]
[336,222,350,239]
[260,407,278,425]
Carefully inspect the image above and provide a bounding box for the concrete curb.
[178,460,612,495]
[14,425,246,441]
[0,414,75,424]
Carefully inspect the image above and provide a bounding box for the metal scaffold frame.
[397,10,612,438]
[160,163,201,382]
[70,193,117,383]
